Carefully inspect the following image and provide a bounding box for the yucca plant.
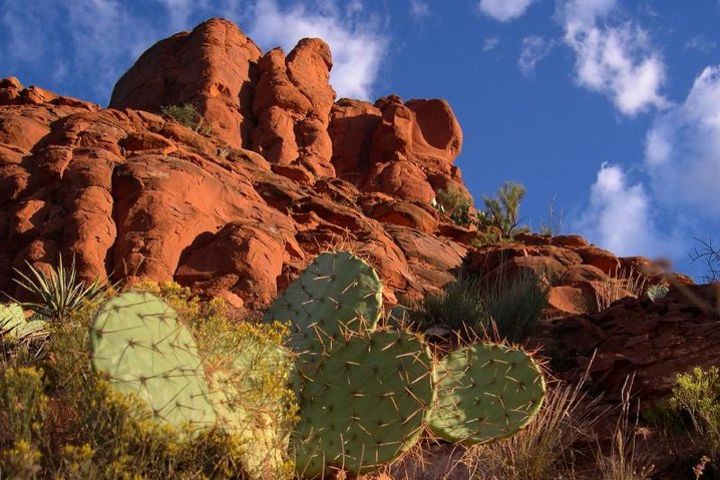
[11,255,109,321]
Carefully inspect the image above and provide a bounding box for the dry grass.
[461,370,602,480]
[595,267,648,312]
[592,378,655,480]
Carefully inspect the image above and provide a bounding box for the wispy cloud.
[249,0,387,99]
[477,0,538,22]
[409,0,432,19]
[560,0,668,116]
[518,36,555,76]
[483,37,501,52]
[685,35,718,54]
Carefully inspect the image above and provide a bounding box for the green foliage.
[428,343,545,444]
[666,367,720,454]
[263,251,383,359]
[410,276,490,335]
[435,186,473,226]
[481,269,548,343]
[11,255,108,320]
[161,103,208,133]
[410,270,547,343]
[479,181,528,238]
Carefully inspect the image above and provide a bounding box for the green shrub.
[435,186,473,226]
[479,181,528,238]
[482,269,548,343]
[410,276,489,335]
[667,367,720,454]
[410,270,547,342]
[161,103,207,132]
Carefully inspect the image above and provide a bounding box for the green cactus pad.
[293,330,434,478]
[428,343,546,444]
[263,251,382,358]
[1,303,26,337]
[90,292,217,432]
[1,304,47,341]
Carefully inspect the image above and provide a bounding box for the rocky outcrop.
[468,232,692,318]
[0,74,471,309]
[251,39,336,179]
[532,284,720,402]
[110,18,262,149]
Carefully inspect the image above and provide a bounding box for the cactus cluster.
[87,251,547,479]
[293,329,435,477]
[263,251,383,359]
[265,251,546,478]
[428,343,545,444]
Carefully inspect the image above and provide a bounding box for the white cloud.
[477,0,537,22]
[575,163,677,256]
[249,0,387,99]
[560,0,668,116]
[644,66,720,217]
[483,37,501,52]
[410,0,432,19]
[518,36,555,75]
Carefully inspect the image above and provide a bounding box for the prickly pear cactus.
[1,303,47,341]
[263,251,383,357]
[428,343,545,444]
[89,292,217,432]
[293,329,435,478]
[1,303,25,337]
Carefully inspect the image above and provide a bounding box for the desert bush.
[410,276,490,336]
[410,269,547,342]
[161,103,209,133]
[479,181,528,238]
[435,186,473,226]
[666,367,720,454]
[0,281,297,479]
[482,269,548,343]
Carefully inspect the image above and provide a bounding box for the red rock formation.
[110,18,262,149]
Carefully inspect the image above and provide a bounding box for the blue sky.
[1,0,719,279]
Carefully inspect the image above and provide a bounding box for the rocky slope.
[0,18,717,406]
